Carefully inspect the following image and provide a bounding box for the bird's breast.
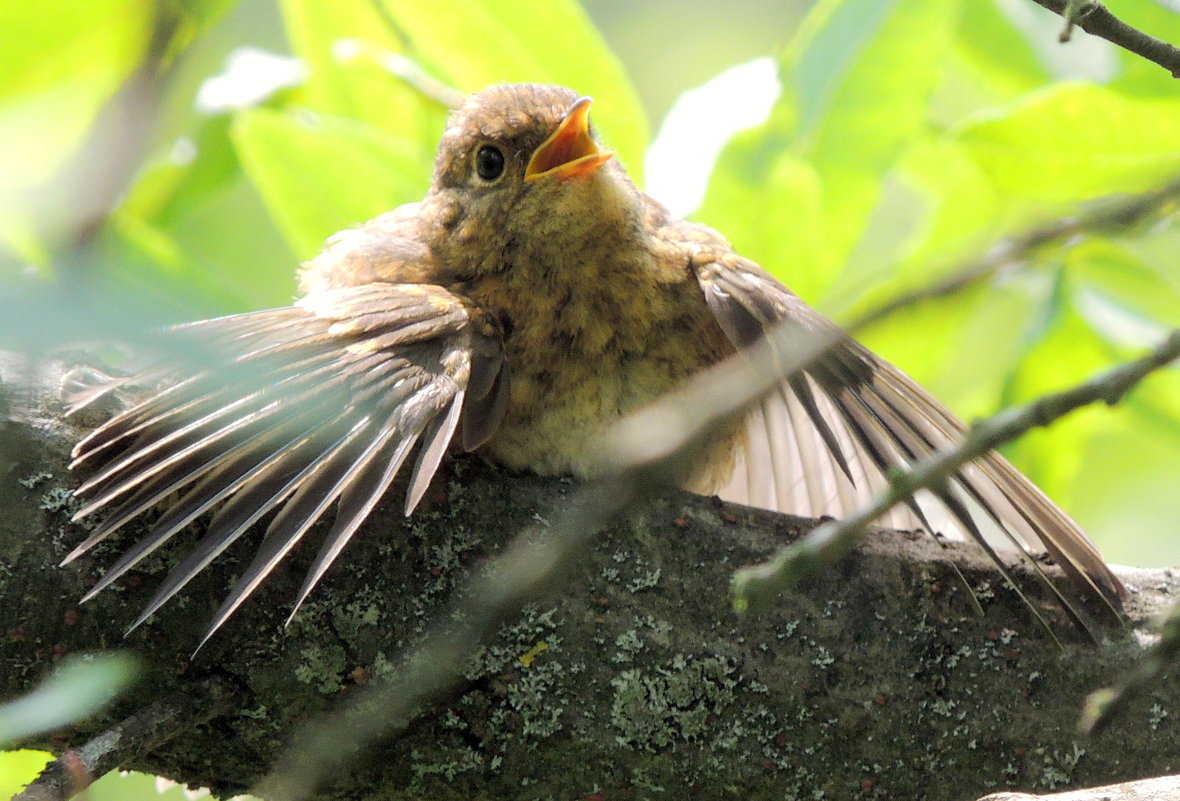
[466,249,734,480]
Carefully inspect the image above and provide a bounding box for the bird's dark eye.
[475,145,505,182]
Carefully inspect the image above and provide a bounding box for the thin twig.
[331,39,465,108]
[1081,598,1180,735]
[858,177,1180,330]
[12,678,239,801]
[1029,0,1180,77]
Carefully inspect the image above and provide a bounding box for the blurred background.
[1,0,1179,794]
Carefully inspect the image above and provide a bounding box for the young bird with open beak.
[66,83,1125,645]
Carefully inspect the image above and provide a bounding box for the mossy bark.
[2,355,1179,801]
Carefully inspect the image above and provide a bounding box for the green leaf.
[0,0,151,251]
[955,84,1180,201]
[382,0,648,177]
[699,130,831,300]
[856,272,1046,419]
[949,0,1049,100]
[892,136,1003,277]
[0,0,149,102]
[1068,386,1180,567]
[0,751,52,799]
[232,108,433,258]
[279,0,447,139]
[1067,238,1180,347]
[1004,305,1180,566]
[700,0,962,303]
[0,0,235,255]
[279,0,646,179]
[791,0,961,278]
[0,654,137,743]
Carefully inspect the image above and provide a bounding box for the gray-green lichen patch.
[293,642,349,694]
[38,485,79,514]
[20,471,53,489]
[609,653,741,749]
[409,744,491,789]
[459,604,571,742]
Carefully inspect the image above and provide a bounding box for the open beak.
[525,97,614,182]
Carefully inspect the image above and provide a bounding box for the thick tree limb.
[3,357,1180,801]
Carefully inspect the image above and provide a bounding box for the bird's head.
[424,83,633,278]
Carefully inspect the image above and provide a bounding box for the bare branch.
[13,678,239,801]
[5,357,1180,800]
[858,176,1180,330]
[1028,0,1180,77]
[1082,597,1180,735]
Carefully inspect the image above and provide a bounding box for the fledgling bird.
[66,83,1125,645]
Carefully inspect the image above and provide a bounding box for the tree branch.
[12,678,239,801]
[856,177,1180,331]
[1029,0,1180,77]
[4,356,1180,801]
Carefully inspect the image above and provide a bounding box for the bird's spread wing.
[66,282,508,644]
[693,254,1126,627]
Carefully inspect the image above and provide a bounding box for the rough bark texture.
[3,355,1180,801]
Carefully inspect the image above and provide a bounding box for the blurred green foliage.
[0,654,137,743]
[0,0,1179,793]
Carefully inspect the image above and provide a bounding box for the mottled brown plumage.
[66,83,1125,646]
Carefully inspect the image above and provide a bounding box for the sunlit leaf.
[792,0,961,281]
[699,127,831,300]
[0,750,52,799]
[890,137,1003,281]
[279,0,446,139]
[382,0,648,177]
[1067,238,1180,347]
[0,0,151,253]
[700,0,962,302]
[1011,312,1180,568]
[955,84,1180,201]
[858,270,1048,419]
[0,0,236,256]
[232,108,433,258]
[0,0,149,102]
[948,0,1048,101]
